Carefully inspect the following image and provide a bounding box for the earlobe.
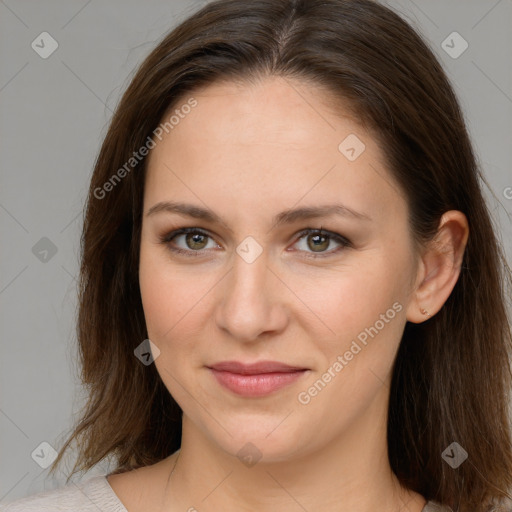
[405,210,469,324]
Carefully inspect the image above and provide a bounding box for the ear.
[406,210,469,324]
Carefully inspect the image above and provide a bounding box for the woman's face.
[139,76,420,462]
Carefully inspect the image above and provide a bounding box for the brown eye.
[160,227,219,257]
[184,232,209,250]
[160,227,351,259]
[306,232,330,252]
[291,228,352,258]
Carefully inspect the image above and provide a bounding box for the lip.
[207,360,309,397]
[209,360,307,374]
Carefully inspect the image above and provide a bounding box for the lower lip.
[209,368,308,397]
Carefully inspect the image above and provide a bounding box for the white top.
[0,474,451,511]
[0,475,128,512]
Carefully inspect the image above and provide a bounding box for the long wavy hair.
[49,0,512,510]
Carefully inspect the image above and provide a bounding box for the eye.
[159,227,220,257]
[290,228,352,259]
[159,227,352,258]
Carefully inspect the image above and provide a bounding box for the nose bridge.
[232,245,269,298]
[215,244,286,340]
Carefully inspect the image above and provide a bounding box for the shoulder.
[0,475,127,512]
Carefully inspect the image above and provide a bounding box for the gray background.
[1,0,511,503]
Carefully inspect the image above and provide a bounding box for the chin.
[200,413,313,465]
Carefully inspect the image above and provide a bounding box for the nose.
[214,248,289,343]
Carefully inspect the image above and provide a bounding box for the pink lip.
[208,361,309,397]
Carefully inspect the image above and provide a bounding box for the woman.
[3,0,511,511]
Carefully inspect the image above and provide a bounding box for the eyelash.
[159,227,352,259]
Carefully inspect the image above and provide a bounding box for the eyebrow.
[145,201,372,229]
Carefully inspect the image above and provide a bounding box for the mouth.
[207,360,310,397]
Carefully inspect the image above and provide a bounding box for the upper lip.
[208,361,308,374]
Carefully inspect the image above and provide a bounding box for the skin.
[107,76,469,512]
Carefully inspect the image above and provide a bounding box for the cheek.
[138,243,207,401]
[308,266,398,331]
[302,250,410,365]
[138,241,220,351]
[292,263,408,429]
[139,242,192,340]
[140,276,208,346]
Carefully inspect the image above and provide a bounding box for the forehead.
[156,76,363,150]
[144,76,406,226]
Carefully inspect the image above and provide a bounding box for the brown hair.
[49,0,512,509]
